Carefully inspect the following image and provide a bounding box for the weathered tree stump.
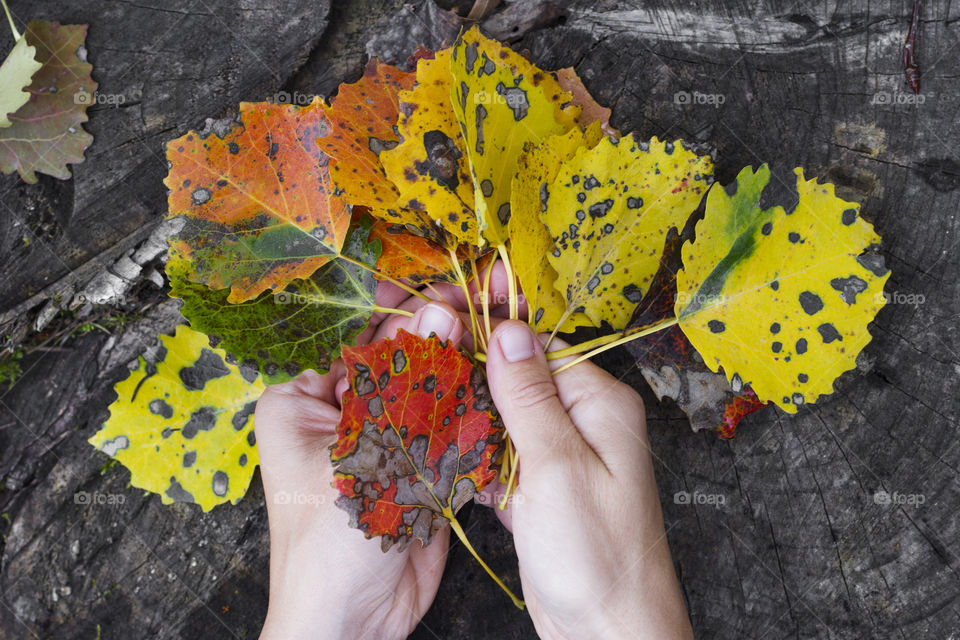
[1,1,958,638]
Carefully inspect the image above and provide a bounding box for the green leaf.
[543,135,713,330]
[169,216,381,384]
[676,165,890,412]
[0,35,41,127]
[89,325,265,511]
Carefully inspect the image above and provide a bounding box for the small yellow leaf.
[450,26,580,247]
[543,135,713,330]
[676,165,889,412]
[89,325,265,511]
[510,123,604,333]
[0,36,41,128]
[381,49,479,247]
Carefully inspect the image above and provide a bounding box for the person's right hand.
[482,320,693,640]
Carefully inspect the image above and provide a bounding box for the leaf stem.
[481,253,495,339]
[498,444,519,511]
[552,317,679,375]
[1,0,19,41]
[445,510,525,609]
[496,244,519,320]
[371,305,415,317]
[449,247,485,352]
[338,254,430,302]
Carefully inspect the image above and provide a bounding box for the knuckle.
[507,375,560,412]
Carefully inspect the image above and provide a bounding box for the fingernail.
[497,323,537,362]
[415,304,457,341]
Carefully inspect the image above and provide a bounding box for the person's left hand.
[257,266,515,640]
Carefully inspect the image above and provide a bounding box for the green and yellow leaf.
[0,34,42,127]
[510,123,604,333]
[543,135,713,330]
[675,165,889,412]
[450,26,580,247]
[89,325,264,511]
[380,49,479,247]
[165,100,350,303]
[169,216,381,384]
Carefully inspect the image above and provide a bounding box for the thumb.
[485,321,587,466]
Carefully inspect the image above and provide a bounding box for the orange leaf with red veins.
[164,100,349,303]
[331,330,503,551]
[318,59,416,209]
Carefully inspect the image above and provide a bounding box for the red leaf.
[331,330,503,550]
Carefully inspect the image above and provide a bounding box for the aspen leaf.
[676,165,889,412]
[165,100,350,303]
[331,330,503,551]
[318,59,415,209]
[169,216,381,384]
[543,135,713,330]
[369,216,462,284]
[380,49,479,247]
[555,67,618,139]
[89,325,264,511]
[510,123,604,333]
[450,26,580,247]
[0,21,95,182]
[0,34,41,127]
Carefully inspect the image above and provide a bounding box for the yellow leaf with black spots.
[676,165,889,413]
[450,26,580,247]
[381,49,478,247]
[543,135,713,330]
[89,325,265,511]
[510,123,604,333]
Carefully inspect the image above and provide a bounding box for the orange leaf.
[368,217,460,284]
[318,59,416,209]
[556,67,618,139]
[165,101,349,303]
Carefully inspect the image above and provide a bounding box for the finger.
[484,320,592,467]
[474,478,514,533]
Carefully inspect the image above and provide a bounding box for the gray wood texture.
[1,1,957,638]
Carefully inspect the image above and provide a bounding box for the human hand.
[482,320,693,640]
[257,263,517,640]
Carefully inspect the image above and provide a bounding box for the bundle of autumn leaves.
[91,28,889,566]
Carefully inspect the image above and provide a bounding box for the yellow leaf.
[89,325,265,511]
[510,123,604,333]
[0,36,41,128]
[676,165,889,413]
[543,135,713,330]
[381,49,479,247]
[450,26,580,247]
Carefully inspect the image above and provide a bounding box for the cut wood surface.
[1,1,958,638]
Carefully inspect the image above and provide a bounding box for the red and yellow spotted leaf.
[318,59,416,209]
[331,330,503,551]
[165,100,349,303]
